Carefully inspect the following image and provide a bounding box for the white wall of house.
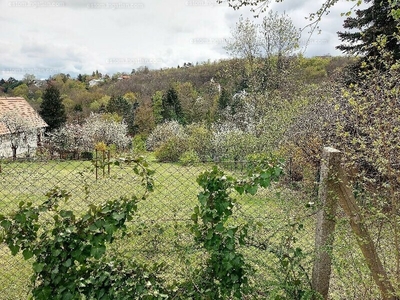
[0,129,44,158]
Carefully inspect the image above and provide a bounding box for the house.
[0,97,48,158]
[88,78,104,87]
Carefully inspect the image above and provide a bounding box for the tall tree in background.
[260,10,300,66]
[225,16,260,71]
[337,0,400,61]
[107,95,131,117]
[162,87,185,124]
[225,11,299,91]
[40,84,66,131]
[151,91,164,124]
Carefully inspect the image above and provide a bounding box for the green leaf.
[191,213,198,222]
[112,212,125,222]
[0,219,12,230]
[33,262,45,273]
[22,249,33,260]
[91,245,106,259]
[52,249,62,257]
[246,185,258,195]
[235,185,245,195]
[64,258,72,267]
[274,166,282,176]
[9,244,20,255]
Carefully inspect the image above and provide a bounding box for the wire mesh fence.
[0,154,393,299]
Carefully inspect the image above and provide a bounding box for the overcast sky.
[0,0,357,80]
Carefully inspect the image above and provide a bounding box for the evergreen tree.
[40,84,66,131]
[151,91,164,124]
[162,87,185,124]
[218,88,231,111]
[107,95,131,117]
[337,0,400,60]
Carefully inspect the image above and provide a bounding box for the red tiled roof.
[0,97,48,135]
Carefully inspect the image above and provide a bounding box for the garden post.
[312,147,341,299]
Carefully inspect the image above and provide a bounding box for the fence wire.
[0,156,391,299]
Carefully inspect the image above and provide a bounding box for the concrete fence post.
[312,147,341,299]
[312,146,397,300]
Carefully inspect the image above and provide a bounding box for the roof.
[0,97,48,135]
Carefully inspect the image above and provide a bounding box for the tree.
[0,111,36,160]
[46,123,86,158]
[337,0,400,61]
[40,84,67,131]
[82,113,130,150]
[218,88,232,111]
[225,11,299,91]
[12,83,29,99]
[224,16,260,71]
[23,74,36,85]
[162,87,185,124]
[107,95,131,117]
[260,10,300,61]
[151,91,164,124]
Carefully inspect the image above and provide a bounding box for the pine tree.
[218,88,231,111]
[106,95,131,117]
[40,84,66,131]
[162,87,185,124]
[337,0,400,60]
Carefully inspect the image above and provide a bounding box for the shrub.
[0,157,165,299]
[132,134,146,153]
[211,123,259,162]
[80,151,93,160]
[154,136,188,162]
[146,121,186,151]
[179,150,200,166]
[184,123,213,162]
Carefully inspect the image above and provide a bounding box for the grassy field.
[0,157,388,299]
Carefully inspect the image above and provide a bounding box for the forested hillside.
[0,55,351,136]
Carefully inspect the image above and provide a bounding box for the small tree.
[40,84,67,131]
[46,123,87,158]
[82,113,130,150]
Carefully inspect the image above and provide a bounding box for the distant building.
[0,97,48,158]
[88,78,105,87]
[117,75,131,80]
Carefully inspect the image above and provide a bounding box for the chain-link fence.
[0,155,392,299]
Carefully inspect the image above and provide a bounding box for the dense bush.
[146,121,186,151]
[154,136,188,163]
[179,150,200,166]
[184,123,213,162]
[211,123,259,162]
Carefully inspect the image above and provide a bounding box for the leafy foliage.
[145,120,186,151]
[179,150,200,166]
[0,157,168,299]
[337,0,400,61]
[190,160,284,299]
[154,135,188,163]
